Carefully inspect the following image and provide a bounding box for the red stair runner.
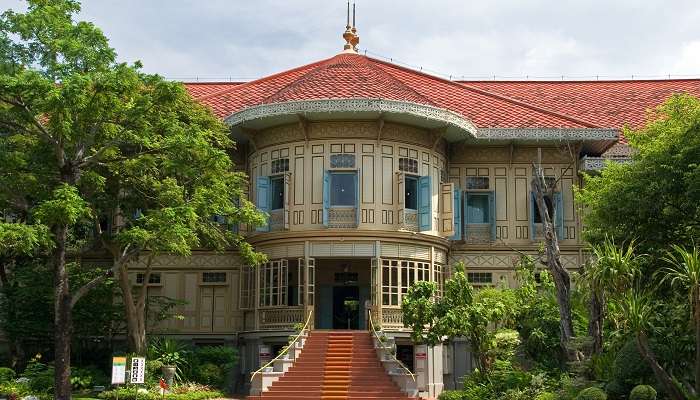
[248,330,416,400]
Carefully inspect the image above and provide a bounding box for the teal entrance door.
[333,286,359,329]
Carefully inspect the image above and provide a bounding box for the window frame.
[329,171,357,208]
[269,175,285,211]
[200,271,228,286]
[404,174,419,211]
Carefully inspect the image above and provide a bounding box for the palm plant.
[660,244,700,396]
[584,237,640,353]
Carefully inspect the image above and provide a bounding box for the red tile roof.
[464,80,700,142]
[185,82,244,99]
[183,54,700,136]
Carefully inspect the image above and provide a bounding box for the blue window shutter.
[256,176,270,232]
[322,170,330,227]
[530,192,537,240]
[488,191,496,240]
[450,188,462,240]
[418,175,432,231]
[554,192,564,239]
[212,214,225,224]
[354,171,360,227]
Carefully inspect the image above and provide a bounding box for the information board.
[111,357,126,385]
[130,357,146,384]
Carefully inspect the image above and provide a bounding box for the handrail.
[368,309,416,382]
[250,309,313,382]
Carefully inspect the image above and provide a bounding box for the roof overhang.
[468,128,619,154]
[225,98,479,142]
[224,98,619,154]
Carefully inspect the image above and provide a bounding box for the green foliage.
[611,340,652,390]
[0,259,121,357]
[71,366,108,390]
[191,364,222,388]
[191,346,236,387]
[535,392,557,400]
[98,386,223,400]
[0,379,31,397]
[629,385,656,400]
[438,390,468,400]
[22,356,54,394]
[576,387,607,400]
[0,367,15,383]
[577,94,700,255]
[148,338,191,374]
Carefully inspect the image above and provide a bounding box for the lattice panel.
[328,208,357,228]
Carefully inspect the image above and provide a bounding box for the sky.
[5,0,700,81]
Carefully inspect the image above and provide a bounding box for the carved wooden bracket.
[297,114,310,147]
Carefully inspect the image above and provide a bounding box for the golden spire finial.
[342,1,359,53]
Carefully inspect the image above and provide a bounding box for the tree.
[661,244,700,396]
[402,263,511,371]
[531,159,575,360]
[583,238,640,354]
[577,94,700,257]
[0,1,265,397]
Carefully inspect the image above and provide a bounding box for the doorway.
[333,286,359,329]
[315,259,371,330]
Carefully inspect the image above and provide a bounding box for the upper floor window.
[466,193,491,224]
[271,158,289,174]
[330,172,356,207]
[398,157,418,174]
[330,154,356,169]
[532,194,554,224]
[466,177,489,190]
[270,176,285,210]
[404,175,418,210]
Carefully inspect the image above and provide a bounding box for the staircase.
[248,330,416,400]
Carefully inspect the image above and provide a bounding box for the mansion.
[124,26,699,397]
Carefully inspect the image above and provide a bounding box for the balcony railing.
[259,306,304,330]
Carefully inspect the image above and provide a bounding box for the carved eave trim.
[579,155,631,172]
[476,128,619,142]
[224,98,479,139]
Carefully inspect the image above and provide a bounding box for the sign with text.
[111,357,126,385]
[130,357,146,384]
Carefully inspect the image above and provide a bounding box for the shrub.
[438,390,466,400]
[535,392,557,400]
[0,380,31,397]
[629,385,656,400]
[98,386,223,400]
[192,363,223,388]
[612,341,652,387]
[0,367,16,384]
[577,387,607,400]
[71,366,108,390]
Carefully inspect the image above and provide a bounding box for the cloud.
[4,0,700,80]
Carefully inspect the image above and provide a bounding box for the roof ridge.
[196,56,335,102]
[460,78,700,84]
[368,55,604,128]
[260,53,437,107]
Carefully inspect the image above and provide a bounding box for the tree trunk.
[117,262,147,355]
[636,331,685,400]
[588,289,604,355]
[531,167,575,360]
[53,223,73,400]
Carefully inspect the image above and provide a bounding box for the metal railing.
[367,309,416,382]
[250,309,313,382]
